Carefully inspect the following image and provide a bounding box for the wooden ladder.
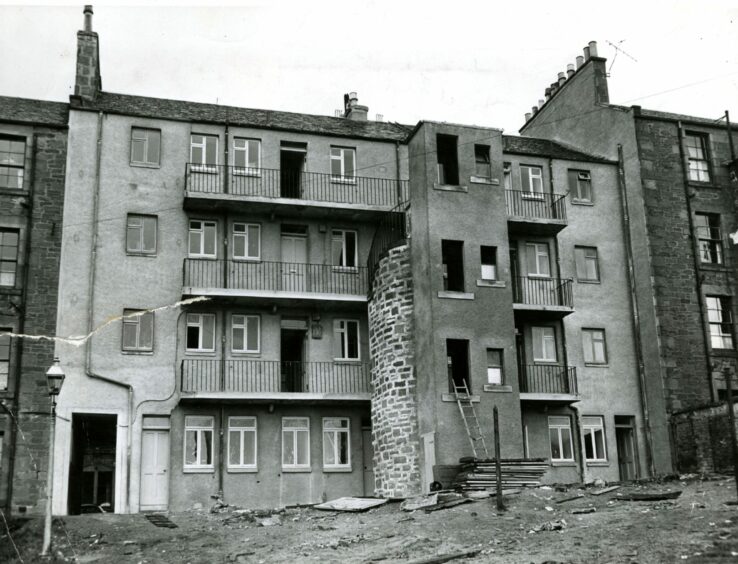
[453,381,489,459]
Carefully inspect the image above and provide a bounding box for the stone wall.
[368,244,422,498]
[671,402,738,474]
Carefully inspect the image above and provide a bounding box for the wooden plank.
[423,498,473,512]
[404,549,482,564]
[313,497,388,512]
[591,485,621,496]
[555,493,585,504]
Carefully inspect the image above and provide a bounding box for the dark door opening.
[615,415,638,481]
[446,338,470,393]
[280,143,306,198]
[441,240,464,292]
[281,328,306,392]
[68,413,117,515]
[436,134,459,185]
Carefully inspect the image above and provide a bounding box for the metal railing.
[512,276,573,308]
[185,163,408,207]
[505,190,567,222]
[181,359,370,394]
[367,203,409,289]
[183,259,368,296]
[519,364,578,395]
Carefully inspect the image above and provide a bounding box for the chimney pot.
[525,112,532,122]
[83,5,93,32]
[551,82,558,95]
[538,99,545,107]
[375,114,383,122]
[588,41,598,57]
[558,72,566,87]
[532,106,538,114]
[566,63,575,78]
[545,87,551,100]
[583,46,591,60]
[576,55,584,68]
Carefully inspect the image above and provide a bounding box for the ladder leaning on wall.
[453,380,489,459]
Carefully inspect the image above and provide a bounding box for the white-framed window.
[582,416,607,462]
[685,133,710,183]
[574,246,599,282]
[184,415,214,470]
[334,319,360,360]
[232,223,260,260]
[532,326,557,362]
[480,246,497,281]
[126,214,157,255]
[474,145,491,179]
[188,220,217,258]
[130,128,161,166]
[0,329,10,391]
[186,313,216,352]
[331,229,357,268]
[503,162,512,190]
[520,165,543,195]
[0,136,25,189]
[582,328,607,364]
[231,314,259,353]
[228,416,257,469]
[569,170,592,202]
[695,213,723,265]
[323,417,350,469]
[330,146,356,181]
[549,416,574,462]
[190,134,218,169]
[707,296,735,350]
[232,137,260,174]
[486,348,503,385]
[282,417,310,469]
[122,309,154,352]
[0,229,19,287]
[526,242,550,277]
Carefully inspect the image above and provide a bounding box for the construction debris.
[404,548,483,564]
[591,485,621,496]
[572,508,597,514]
[529,519,568,533]
[401,493,439,511]
[313,497,388,512]
[555,493,585,504]
[144,514,178,528]
[618,491,682,502]
[453,458,548,491]
[423,498,473,513]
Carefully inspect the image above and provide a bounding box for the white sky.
[1,1,737,134]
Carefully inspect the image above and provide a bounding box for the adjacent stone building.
[0,96,68,513]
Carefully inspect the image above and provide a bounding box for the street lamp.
[41,358,64,556]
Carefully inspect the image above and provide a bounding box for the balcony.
[183,259,368,306]
[519,364,579,402]
[184,164,408,220]
[512,276,574,317]
[180,359,370,401]
[505,190,567,234]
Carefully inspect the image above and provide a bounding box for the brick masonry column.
[368,244,422,498]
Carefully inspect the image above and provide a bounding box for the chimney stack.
[588,41,598,57]
[343,92,368,121]
[74,5,102,100]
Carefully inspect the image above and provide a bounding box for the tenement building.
[520,42,738,473]
[0,96,68,514]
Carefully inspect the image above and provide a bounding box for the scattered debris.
[401,493,439,512]
[618,491,682,502]
[423,498,473,513]
[255,515,282,527]
[591,486,621,496]
[144,514,178,528]
[593,478,606,488]
[529,519,568,533]
[404,548,483,564]
[555,493,585,504]
[314,497,388,512]
[572,508,597,514]
[489,488,521,497]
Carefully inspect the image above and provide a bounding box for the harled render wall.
[368,244,422,497]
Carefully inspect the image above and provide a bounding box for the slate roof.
[632,107,738,130]
[0,96,69,127]
[70,92,413,142]
[503,135,614,164]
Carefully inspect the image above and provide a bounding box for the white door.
[140,430,169,510]
[281,235,307,292]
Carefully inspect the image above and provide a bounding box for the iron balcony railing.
[512,276,574,308]
[183,259,368,296]
[367,203,409,289]
[519,364,578,395]
[185,163,408,208]
[505,190,567,222]
[181,359,370,394]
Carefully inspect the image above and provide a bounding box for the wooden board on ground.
[401,493,439,512]
[618,490,682,501]
[313,497,388,512]
[555,493,585,504]
[423,498,473,513]
[591,485,621,496]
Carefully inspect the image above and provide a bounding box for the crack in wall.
[0,296,210,346]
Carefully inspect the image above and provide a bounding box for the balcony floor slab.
[519,392,580,403]
[179,391,371,403]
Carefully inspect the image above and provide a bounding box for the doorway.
[280,142,307,198]
[362,426,374,496]
[281,226,308,293]
[68,413,117,514]
[615,415,638,481]
[139,416,170,511]
[281,327,306,392]
[446,339,470,393]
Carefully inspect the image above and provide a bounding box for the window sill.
[323,466,353,473]
[130,161,160,169]
[551,461,577,467]
[687,181,717,189]
[282,467,312,473]
[469,176,500,185]
[185,351,218,356]
[227,467,258,473]
[483,385,512,393]
[584,363,609,368]
[576,279,601,285]
[231,351,261,357]
[711,349,737,357]
[121,350,154,356]
[432,183,468,193]
[190,166,218,174]
[330,178,357,185]
[0,287,22,296]
[232,170,261,177]
[183,467,215,474]
[437,291,475,300]
[332,266,359,273]
[521,193,545,200]
[476,279,505,288]
[126,252,157,258]
[0,187,27,197]
[699,263,730,272]
[571,200,594,206]
[333,358,362,364]
[586,461,610,467]
[232,257,261,262]
[188,255,218,260]
[442,393,480,403]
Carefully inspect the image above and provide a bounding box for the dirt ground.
[3,476,738,564]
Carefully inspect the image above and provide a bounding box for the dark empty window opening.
[442,239,464,292]
[447,339,470,393]
[480,246,497,281]
[280,142,307,198]
[474,145,491,179]
[436,134,459,185]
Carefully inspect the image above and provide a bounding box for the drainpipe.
[84,111,134,514]
[571,403,587,483]
[616,144,655,477]
[676,123,715,402]
[395,141,403,205]
[4,133,39,513]
[548,158,568,368]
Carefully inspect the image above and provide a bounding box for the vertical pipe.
[493,406,504,511]
[571,404,587,483]
[722,365,738,499]
[726,111,736,163]
[218,405,225,499]
[41,400,56,555]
